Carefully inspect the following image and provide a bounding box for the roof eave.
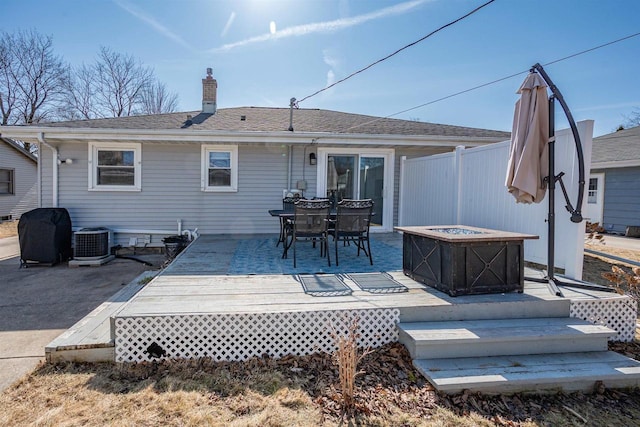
[591,160,640,169]
[0,126,506,147]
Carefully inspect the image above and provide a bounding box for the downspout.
[37,132,58,207]
[36,140,42,208]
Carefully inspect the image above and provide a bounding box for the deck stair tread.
[45,271,157,361]
[414,351,640,394]
[398,317,616,360]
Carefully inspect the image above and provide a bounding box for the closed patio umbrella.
[327,157,338,192]
[506,64,608,296]
[505,72,549,204]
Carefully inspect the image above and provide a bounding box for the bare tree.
[60,63,99,120]
[93,46,154,117]
[1,32,178,125]
[621,108,640,129]
[62,53,179,119]
[11,30,68,124]
[0,30,68,152]
[138,81,179,115]
[0,35,17,125]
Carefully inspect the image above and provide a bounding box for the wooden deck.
[117,271,569,319]
[115,233,626,322]
[47,233,640,393]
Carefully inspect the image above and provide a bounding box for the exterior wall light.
[309,152,317,165]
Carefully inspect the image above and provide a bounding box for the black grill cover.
[18,208,72,265]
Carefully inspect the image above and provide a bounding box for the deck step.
[400,298,571,322]
[414,351,640,394]
[399,293,570,323]
[45,271,157,363]
[398,317,616,360]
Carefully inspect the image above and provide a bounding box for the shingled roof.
[37,107,510,139]
[592,125,640,165]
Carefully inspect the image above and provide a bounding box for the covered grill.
[18,208,72,267]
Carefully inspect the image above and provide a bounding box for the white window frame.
[0,168,15,195]
[88,142,142,191]
[201,144,238,192]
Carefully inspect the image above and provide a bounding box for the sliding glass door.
[318,148,394,231]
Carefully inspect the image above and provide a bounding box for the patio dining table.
[268,209,336,258]
[268,209,374,260]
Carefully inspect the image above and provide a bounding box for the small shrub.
[330,316,372,412]
[602,265,640,302]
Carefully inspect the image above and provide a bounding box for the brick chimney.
[202,68,217,114]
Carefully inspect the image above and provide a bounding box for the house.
[586,125,640,235]
[0,70,509,247]
[0,137,37,221]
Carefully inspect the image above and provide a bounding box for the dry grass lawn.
[1,344,639,426]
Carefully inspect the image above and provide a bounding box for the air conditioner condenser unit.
[70,227,115,267]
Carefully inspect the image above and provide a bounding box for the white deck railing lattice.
[114,308,400,363]
[571,297,637,342]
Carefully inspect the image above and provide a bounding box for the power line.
[341,30,640,133]
[295,0,496,105]
[543,31,640,67]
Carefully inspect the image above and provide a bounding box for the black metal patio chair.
[277,194,300,247]
[290,199,331,268]
[329,199,374,266]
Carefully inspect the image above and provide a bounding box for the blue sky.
[2,0,639,136]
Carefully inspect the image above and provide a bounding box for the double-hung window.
[201,145,238,192]
[0,168,14,195]
[88,142,141,191]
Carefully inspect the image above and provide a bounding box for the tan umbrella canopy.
[505,72,550,204]
[327,157,338,191]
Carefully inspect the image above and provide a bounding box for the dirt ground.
[0,220,17,239]
[583,241,640,287]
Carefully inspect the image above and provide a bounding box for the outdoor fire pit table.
[394,225,538,297]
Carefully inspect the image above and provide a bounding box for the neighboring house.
[0,71,509,246]
[587,125,640,234]
[0,138,37,220]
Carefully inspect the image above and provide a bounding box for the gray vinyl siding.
[41,141,471,245]
[50,141,293,244]
[599,166,640,234]
[0,143,37,219]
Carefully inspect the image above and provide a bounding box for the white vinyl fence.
[398,120,594,279]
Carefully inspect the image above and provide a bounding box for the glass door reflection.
[360,156,384,226]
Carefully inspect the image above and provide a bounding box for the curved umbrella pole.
[528,64,615,295]
[532,63,585,223]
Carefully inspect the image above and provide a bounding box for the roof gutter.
[0,126,507,147]
[37,132,58,207]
